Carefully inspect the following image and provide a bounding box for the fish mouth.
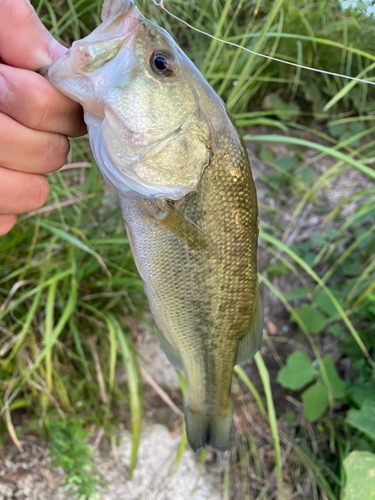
[42,1,141,107]
[69,2,142,74]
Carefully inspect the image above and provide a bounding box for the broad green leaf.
[296,167,316,185]
[343,260,362,277]
[302,382,328,421]
[291,305,327,334]
[328,324,346,339]
[259,148,274,163]
[284,287,311,301]
[347,400,375,441]
[327,121,345,138]
[342,451,375,500]
[347,385,375,408]
[283,411,295,423]
[264,94,300,121]
[321,356,345,399]
[311,235,326,246]
[274,156,297,171]
[304,83,320,101]
[314,289,345,316]
[313,98,330,120]
[277,351,315,390]
[350,121,366,136]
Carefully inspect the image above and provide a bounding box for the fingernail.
[0,74,9,106]
[49,40,68,62]
[34,40,67,69]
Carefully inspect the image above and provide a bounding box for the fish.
[43,0,262,452]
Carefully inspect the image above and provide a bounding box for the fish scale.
[119,126,260,450]
[43,0,262,452]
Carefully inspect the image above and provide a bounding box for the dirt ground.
[0,422,222,500]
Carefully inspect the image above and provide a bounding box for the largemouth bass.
[43,0,262,452]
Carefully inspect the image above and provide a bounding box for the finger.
[0,114,70,174]
[0,65,86,137]
[0,166,49,214]
[0,214,17,236]
[0,0,67,70]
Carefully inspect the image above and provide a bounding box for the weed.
[44,417,102,499]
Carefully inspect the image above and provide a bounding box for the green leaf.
[311,235,326,246]
[327,121,345,138]
[259,147,274,163]
[321,356,346,399]
[347,385,375,408]
[314,290,346,316]
[328,324,346,339]
[304,83,320,101]
[296,167,316,185]
[264,94,300,121]
[284,287,311,300]
[343,259,362,277]
[274,155,297,171]
[347,400,375,441]
[342,451,375,500]
[302,382,329,421]
[283,411,295,423]
[277,351,315,390]
[313,98,330,120]
[350,122,366,136]
[268,262,289,278]
[291,305,327,334]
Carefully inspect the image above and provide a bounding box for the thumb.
[0,0,67,71]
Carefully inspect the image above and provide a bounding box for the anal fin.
[235,284,263,365]
[151,324,183,372]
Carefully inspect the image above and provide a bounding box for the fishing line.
[150,0,375,87]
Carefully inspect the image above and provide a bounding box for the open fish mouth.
[41,1,141,109]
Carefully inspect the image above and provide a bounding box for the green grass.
[1,0,375,498]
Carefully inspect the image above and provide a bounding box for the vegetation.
[1,0,375,498]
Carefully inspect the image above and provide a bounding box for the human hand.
[0,0,86,235]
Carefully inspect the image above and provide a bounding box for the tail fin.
[184,405,233,453]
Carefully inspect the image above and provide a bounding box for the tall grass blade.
[234,365,266,416]
[110,314,143,479]
[36,220,110,276]
[254,352,285,500]
[45,281,58,394]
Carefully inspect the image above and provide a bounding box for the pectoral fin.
[147,201,217,257]
[235,285,263,365]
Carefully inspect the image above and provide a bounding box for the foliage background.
[1,0,375,498]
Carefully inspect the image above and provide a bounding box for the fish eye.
[150,50,175,76]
